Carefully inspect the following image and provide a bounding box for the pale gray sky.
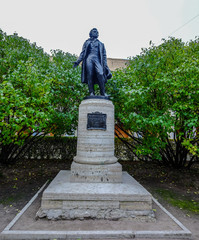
[0,0,199,59]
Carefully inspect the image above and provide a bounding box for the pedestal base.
[37,170,155,221]
[71,161,122,183]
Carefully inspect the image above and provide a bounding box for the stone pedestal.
[37,170,155,221]
[71,161,122,183]
[71,97,122,183]
[37,96,155,221]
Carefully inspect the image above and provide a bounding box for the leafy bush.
[0,29,87,164]
[108,37,199,169]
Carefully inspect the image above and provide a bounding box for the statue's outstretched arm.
[73,41,87,68]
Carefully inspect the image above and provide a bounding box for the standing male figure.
[73,28,112,96]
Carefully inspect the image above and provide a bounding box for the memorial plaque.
[87,112,107,130]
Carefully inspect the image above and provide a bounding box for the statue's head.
[89,28,99,39]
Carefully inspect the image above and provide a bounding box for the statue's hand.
[107,72,112,79]
[73,61,79,68]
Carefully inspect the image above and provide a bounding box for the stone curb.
[0,183,192,240]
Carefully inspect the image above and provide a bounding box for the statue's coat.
[76,39,112,85]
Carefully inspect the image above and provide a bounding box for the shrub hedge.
[22,137,134,161]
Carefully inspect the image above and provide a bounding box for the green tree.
[49,49,87,136]
[0,30,85,164]
[0,60,52,163]
[109,37,199,169]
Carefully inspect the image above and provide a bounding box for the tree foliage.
[108,37,199,169]
[0,29,86,164]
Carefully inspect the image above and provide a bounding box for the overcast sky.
[0,0,199,59]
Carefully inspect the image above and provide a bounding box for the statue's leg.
[86,58,95,95]
[95,61,105,96]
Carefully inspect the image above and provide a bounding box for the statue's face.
[90,28,99,39]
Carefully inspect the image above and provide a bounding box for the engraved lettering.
[87,112,107,130]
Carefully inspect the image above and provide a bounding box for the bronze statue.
[73,28,112,96]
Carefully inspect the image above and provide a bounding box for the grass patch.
[0,196,16,205]
[0,171,3,178]
[0,194,24,205]
[155,188,199,214]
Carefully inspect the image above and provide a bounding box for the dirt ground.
[0,159,199,239]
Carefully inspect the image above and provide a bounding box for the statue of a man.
[73,28,112,96]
